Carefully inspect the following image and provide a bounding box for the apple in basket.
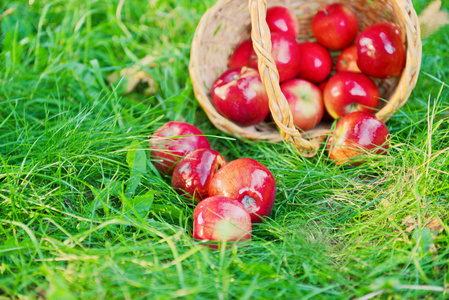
[149,122,210,175]
[228,39,258,69]
[266,6,300,38]
[323,71,380,119]
[172,148,226,202]
[270,32,302,83]
[327,111,390,165]
[211,66,269,127]
[193,195,252,244]
[312,3,359,51]
[356,22,406,78]
[336,45,361,73]
[296,41,333,84]
[280,78,324,131]
[208,158,276,223]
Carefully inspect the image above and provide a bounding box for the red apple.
[336,45,361,73]
[327,111,390,165]
[193,196,252,243]
[228,39,258,69]
[312,3,359,50]
[266,6,300,39]
[208,158,276,223]
[211,67,269,126]
[149,122,211,175]
[172,148,226,202]
[296,41,333,84]
[323,72,380,119]
[280,78,323,131]
[270,32,302,83]
[356,22,405,78]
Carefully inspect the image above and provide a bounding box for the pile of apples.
[211,3,406,164]
[147,3,406,245]
[150,121,277,245]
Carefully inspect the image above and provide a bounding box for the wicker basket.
[190,0,422,157]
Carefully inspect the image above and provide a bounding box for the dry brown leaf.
[397,215,443,273]
[429,243,438,254]
[418,1,449,39]
[405,225,416,233]
[398,215,445,235]
[401,215,416,233]
[425,218,445,234]
[429,242,440,273]
[36,288,46,299]
[107,55,157,95]
[401,215,414,225]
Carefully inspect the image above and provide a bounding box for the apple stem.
[348,103,359,113]
[241,195,257,212]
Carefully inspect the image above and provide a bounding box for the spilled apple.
[172,148,226,202]
[193,196,252,243]
[149,122,210,175]
[208,158,276,223]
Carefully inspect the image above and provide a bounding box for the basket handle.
[373,0,422,122]
[249,0,319,157]
[249,0,422,157]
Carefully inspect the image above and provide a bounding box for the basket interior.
[193,0,409,138]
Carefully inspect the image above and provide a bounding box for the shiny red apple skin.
[266,6,300,39]
[323,72,380,119]
[228,39,258,69]
[280,78,324,131]
[312,3,359,50]
[270,32,302,83]
[208,158,276,223]
[336,45,361,73]
[193,196,252,243]
[356,22,405,78]
[327,111,390,165]
[296,41,333,84]
[211,67,269,126]
[172,148,226,202]
[149,122,211,175]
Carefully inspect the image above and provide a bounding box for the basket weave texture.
[190,0,422,157]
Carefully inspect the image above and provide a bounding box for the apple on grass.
[266,6,300,39]
[211,67,269,126]
[280,78,323,131]
[270,32,302,83]
[193,196,252,244]
[149,122,210,175]
[172,148,226,202]
[336,45,361,73]
[323,71,380,119]
[228,39,258,69]
[327,111,390,165]
[296,41,333,84]
[356,22,406,78]
[207,158,276,223]
[312,3,359,50]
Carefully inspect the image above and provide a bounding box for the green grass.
[1,0,448,299]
